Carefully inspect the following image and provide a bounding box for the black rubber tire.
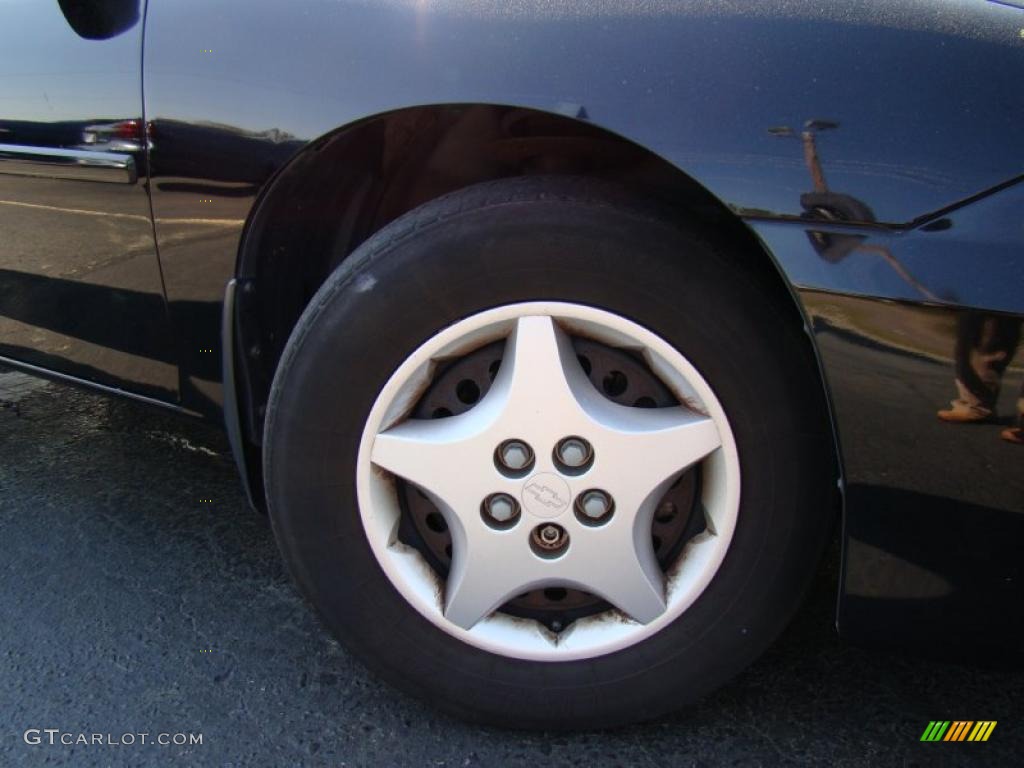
[264,176,835,730]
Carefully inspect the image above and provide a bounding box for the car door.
[0,0,177,403]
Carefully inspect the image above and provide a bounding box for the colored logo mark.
[920,721,997,742]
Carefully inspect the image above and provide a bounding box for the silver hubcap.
[357,303,740,661]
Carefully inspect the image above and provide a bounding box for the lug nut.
[495,439,534,474]
[554,436,593,472]
[539,525,561,544]
[575,489,615,525]
[481,493,520,528]
[530,523,569,558]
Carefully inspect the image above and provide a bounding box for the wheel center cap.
[521,473,572,519]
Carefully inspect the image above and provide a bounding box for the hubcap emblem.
[521,473,572,519]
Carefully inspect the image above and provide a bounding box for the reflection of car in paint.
[1,0,1021,729]
[77,120,143,153]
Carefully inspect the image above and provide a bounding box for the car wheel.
[264,176,835,729]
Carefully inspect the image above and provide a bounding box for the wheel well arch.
[230,104,837,483]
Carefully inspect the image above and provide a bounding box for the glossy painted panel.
[0,1,177,400]
[144,0,1024,222]
[752,182,1024,317]
[809,295,1023,653]
[142,121,300,416]
[750,181,1024,652]
[142,0,1024,414]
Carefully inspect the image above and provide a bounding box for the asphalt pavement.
[1,365,1021,767]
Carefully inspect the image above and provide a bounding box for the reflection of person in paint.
[768,122,1023,445]
[937,313,1023,444]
